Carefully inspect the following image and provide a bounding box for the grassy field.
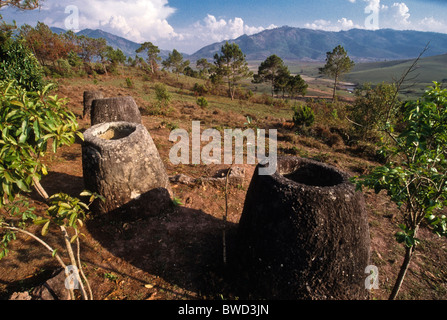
[249,53,447,101]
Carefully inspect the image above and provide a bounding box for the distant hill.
[50,27,175,60]
[344,53,447,86]
[188,26,447,62]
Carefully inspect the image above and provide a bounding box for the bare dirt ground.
[1,80,446,300]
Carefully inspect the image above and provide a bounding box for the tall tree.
[162,49,189,80]
[136,41,161,74]
[213,42,252,100]
[255,54,288,97]
[287,74,308,99]
[319,45,355,101]
[77,35,107,63]
[273,65,291,98]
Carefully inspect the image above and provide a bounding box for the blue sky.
[1,0,446,53]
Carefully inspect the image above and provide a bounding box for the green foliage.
[287,74,308,98]
[349,82,399,141]
[136,41,161,74]
[213,42,253,100]
[0,36,45,91]
[256,55,288,96]
[162,49,189,79]
[353,83,447,298]
[197,96,209,108]
[292,104,315,128]
[319,45,355,101]
[151,83,172,115]
[0,81,82,206]
[192,83,208,97]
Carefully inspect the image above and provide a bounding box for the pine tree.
[319,45,355,101]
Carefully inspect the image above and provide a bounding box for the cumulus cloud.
[391,2,411,26]
[47,0,179,43]
[190,14,276,43]
[305,18,361,32]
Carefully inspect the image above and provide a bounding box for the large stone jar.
[82,121,172,215]
[237,156,371,300]
[90,96,142,126]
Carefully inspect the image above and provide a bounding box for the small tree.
[319,45,355,101]
[152,83,171,115]
[354,83,447,300]
[0,81,101,300]
[196,58,214,79]
[0,33,44,91]
[292,104,315,129]
[348,82,399,142]
[162,49,189,80]
[287,75,308,99]
[136,41,161,74]
[213,42,252,100]
[255,54,288,97]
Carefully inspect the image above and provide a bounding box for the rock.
[30,269,71,300]
[237,156,371,300]
[9,292,32,300]
[82,122,173,215]
[170,174,197,185]
[90,96,142,126]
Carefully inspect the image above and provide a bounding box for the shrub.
[0,80,98,300]
[293,104,315,128]
[0,37,45,91]
[197,96,209,108]
[192,82,208,97]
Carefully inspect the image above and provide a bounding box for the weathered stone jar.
[82,122,172,215]
[90,96,142,126]
[83,91,104,119]
[237,156,371,300]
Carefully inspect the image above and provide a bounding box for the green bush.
[0,80,81,205]
[293,104,315,128]
[192,82,208,97]
[0,37,45,91]
[197,96,209,108]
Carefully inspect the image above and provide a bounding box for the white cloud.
[47,0,179,43]
[416,16,447,33]
[305,18,361,32]
[190,14,275,43]
[391,2,411,26]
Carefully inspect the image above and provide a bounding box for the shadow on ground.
[85,191,253,299]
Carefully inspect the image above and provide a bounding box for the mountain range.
[189,26,447,62]
[51,26,447,63]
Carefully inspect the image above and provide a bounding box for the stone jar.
[237,156,371,300]
[90,96,142,126]
[82,122,172,215]
[83,91,104,119]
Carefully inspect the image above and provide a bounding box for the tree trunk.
[389,245,415,300]
[332,74,338,102]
